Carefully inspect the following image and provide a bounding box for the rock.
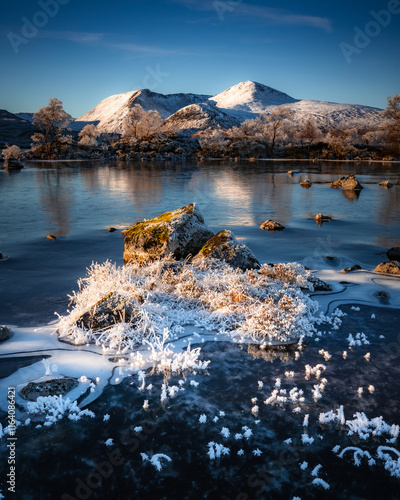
[260,220,285,231]
[288,170,300,176]
[330,174,363,191]
[3,158,24,170]
[0,252,2,259]
[379,181,393,189]
[192,230,260,271]
[0,326,12,342]
[108,227,117,233]
[47,234,56,241]
[300,179,312,188]
[315,214,332,223]
[374,261,400,275]
[375,290,389,303]
[121,229,128,236]
[387,247,400,261]
[341,264,362,274]
[76,292,142,332]
[306,275,332,292]
[20,378,78,401]
[123,203,214,264]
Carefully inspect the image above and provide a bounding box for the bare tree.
[381,94,400,155]
[78,124,99,147]
[2,144,21,160]
[31,98,72,159]
[260,106,295,155]
[296,117,321,150]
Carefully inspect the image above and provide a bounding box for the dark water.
[1,305,399,500]
[0,160,399,326]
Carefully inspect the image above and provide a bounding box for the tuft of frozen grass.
[141,452,172,471]
[207,442,230,460]
[56,258,338,348]
[199,414,207,424]
[302,434,314,445]
[221,427,230,438]
[27,395,95,426]
[300,461,308,470]
[311,464,322,477]
[105,438,114,447]
[253,449,262,456]
[312,478,330,490]
[143,400,149,410]
[305,364,326,380]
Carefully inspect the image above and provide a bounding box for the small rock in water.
[379,180,393,189]
[20,378,78,401]
[300,179,312,188]
[288,170,300,176]
[374,261,400,275]
[0,252,2,259]
[315,213,332,224]
[108,227,117,233]
[260,220,285,231]
[387,247,400,261]
[0,326,12,342]
[47,234,57,241]
[330,174,363,191]
[341,264,362,274]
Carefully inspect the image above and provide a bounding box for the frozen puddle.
[0,259,400,499]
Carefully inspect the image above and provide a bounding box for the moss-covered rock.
[192,230,260,271]
[123,203,214,264]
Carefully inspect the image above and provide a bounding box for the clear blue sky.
[1,0,399,117]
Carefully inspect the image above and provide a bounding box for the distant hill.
[0,110,35,148]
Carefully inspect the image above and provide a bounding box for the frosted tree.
[381,94,400,155]
[2,144,21,160]
[296,117,321,149]
[78,124,99,147]
[31,98,72,159]
[260,106,295,155]
[122,105,162,143]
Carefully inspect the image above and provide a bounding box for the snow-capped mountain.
[71,80,386,134]
[75,89,211,133]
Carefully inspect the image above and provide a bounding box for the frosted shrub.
[56,257,337,349]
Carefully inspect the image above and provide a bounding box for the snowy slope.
[209,80,298,113]
[75,89,211,133]
[162,103,240,132]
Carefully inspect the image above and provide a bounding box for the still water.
[1,160,399,326]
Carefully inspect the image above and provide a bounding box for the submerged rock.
[330,174,363,191]
[387,247,400,261]
[123,203,214,264]
[260,220,285,231]
[305,275,332,292]
[374,261,400,275]
[4,158,24,170]
[300,179,312,188]
[193,230,260,271]
[379,181,393,189]
[76,292,142,332]
[0,326,12,342]
[341,264,362,274]
[20,378,78,401]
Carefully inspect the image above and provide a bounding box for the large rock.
[0,326,12,342]
[76,292,141,332]
[330,174,363,190]
[374,261,400,275]
[123,203,214,264]
[300,179,312,188]
[20,378,78,401]
[192,230,260,271]
[387,247,400,261]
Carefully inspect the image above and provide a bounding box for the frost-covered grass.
[56,257,341,349]
[27,395,95,427]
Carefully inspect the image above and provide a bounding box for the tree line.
[2,95,400,162]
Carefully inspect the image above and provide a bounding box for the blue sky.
[1,0,399,117]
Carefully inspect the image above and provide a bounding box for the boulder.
[300,179,312,188]
[260,220,285,231]
[123,203,214,264]
[192,230,260,271]
[108,227,117,233]
[341,264,362,274]
[20,378,78,401]
[387,247,400,261]
[0,326,12,342]
[3,158,24,170]
[379,181,393,189]
[374,261,400,275]
[76,292,142,332]
[330,174,363,190]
